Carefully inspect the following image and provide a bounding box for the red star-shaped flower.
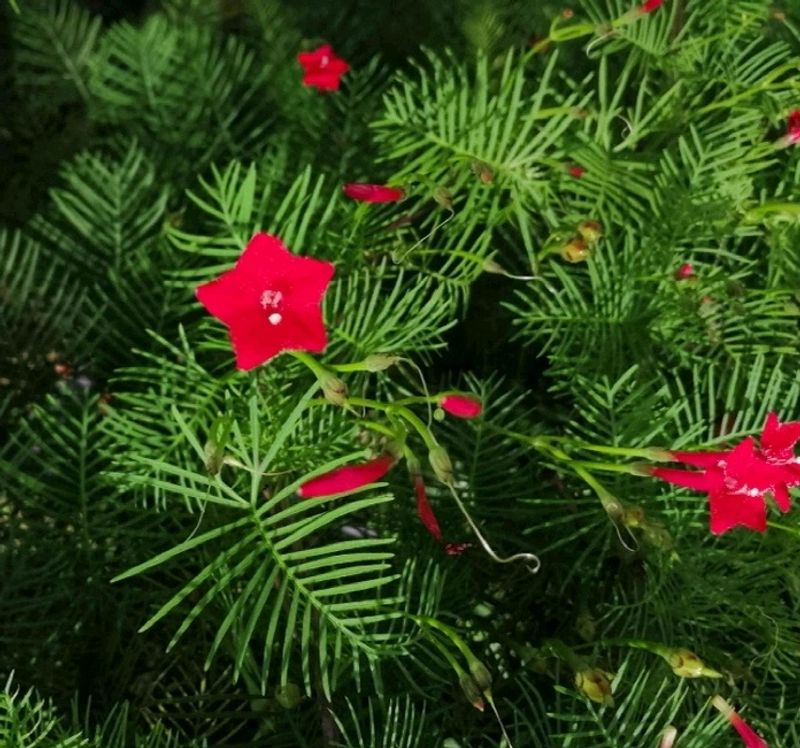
[651,417,800,534]
[760,411,800,464]
[196,233,334,371]
[297,44,349,92]
[639,0,665,12]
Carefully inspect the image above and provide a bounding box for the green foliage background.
[2,0,800,745]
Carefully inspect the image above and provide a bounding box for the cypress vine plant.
[2,0,800,745]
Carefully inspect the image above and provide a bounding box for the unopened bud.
[274,683,303,709]
[433,407,445,422]
[483,258,506,274]
[575,611,596,642]
[469,660,492,693]
[364,353,400,372]
[204,414,233,476]
[667,648,721,679]
[660,726,678,748]
[320,373,347,406]
[574,668,614,706]
[622,504,646,528]
[459,674,485,711]
[561,237,590,263]
[429,445,454,485]
[471,160,494,184]
[642,522,673,551]
[433,186,453,209]
[577,220,603,243]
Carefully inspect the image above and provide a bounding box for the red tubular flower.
[196,234,334,371]
[342,183,405,203]
[414,475,444,543]
[412,474,469,554]
[299,454,395,498]
[675,263,694,280]
[441,394,483,419]
[784,109,800,145]
[712,696,769,748]
[640,0,666,12]
[297,44,349,92]
[568,165,585,178]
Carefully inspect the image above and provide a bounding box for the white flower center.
[260,289,284,325]
[320,55,330,66]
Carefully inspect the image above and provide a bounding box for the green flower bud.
[471,160,494,184]
[320,373,347,406]
[459,674,485,711]
[577,219,603,243]
[667,648,721,679]
[574,668,614,706]
[433,187,453,210]
[561,237,590,264]
[428,445,454,485]
[469,659,493,693]
[274,683,303,709]
[642,522,674,551]
[363,353,400,372]
[483,258,506,274]
[204,413,233,476]
[622,504,646,528]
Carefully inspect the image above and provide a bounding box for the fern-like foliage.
[111,385,425,697]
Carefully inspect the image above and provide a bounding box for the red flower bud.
[414,474,443,543]
[784,109,800,145]
[675,263,694,280]
[343,183,405,203]
[568,165,585,178]
[640,0,665,12]
[440,394,483,419]
[298,454,395,498]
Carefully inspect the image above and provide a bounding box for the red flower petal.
[298,44,349,92]
[568,165,585,178]
[441,394,483,419]
[640,0,665,12]
[196,233,334,371]
[760,411,800,463]
[342,183,405,203]
[299,454,395,498]
[414,475,443,543]
[675,263,694,280]
[667,450,727,469]
[708,489,767,535]
[650,465,721,492]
